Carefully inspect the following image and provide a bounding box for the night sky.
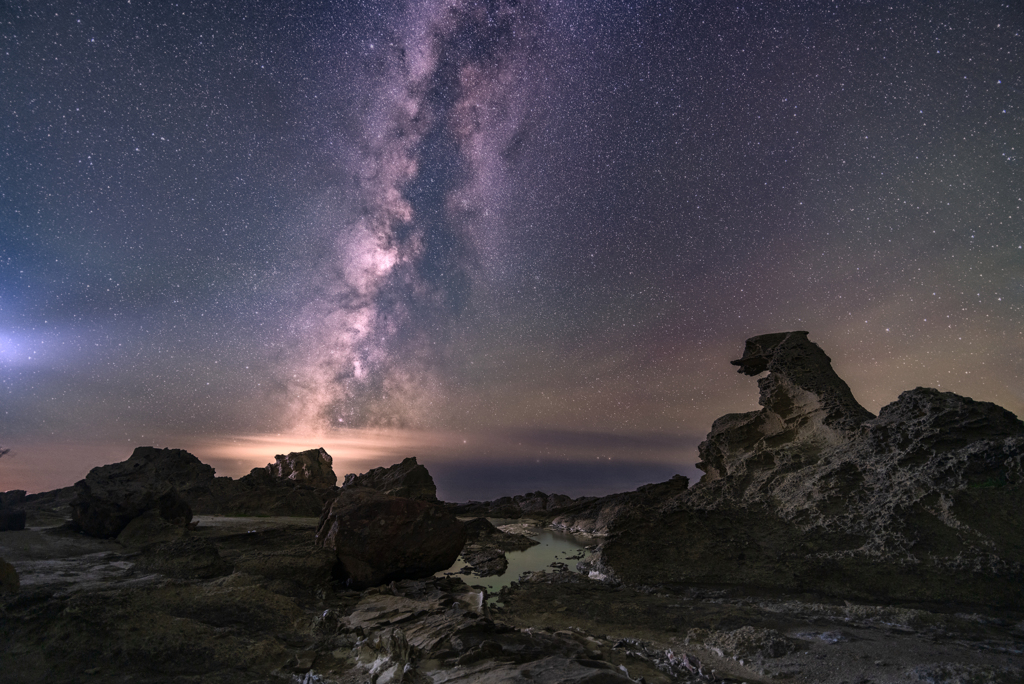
[2,0,1021,500]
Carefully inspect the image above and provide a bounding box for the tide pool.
[439,520,593,600]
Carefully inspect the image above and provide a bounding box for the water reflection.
[440,519,591,599]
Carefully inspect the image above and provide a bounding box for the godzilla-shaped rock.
[265,447,337,487]
[698,330,874,480]
[342,456,438,502]
[591,331,1024,609]
[315,486,465,588]
[70,451,194,538]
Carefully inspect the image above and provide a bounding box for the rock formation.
[42,446,345,536]
[457,517,540,577]
[342,456,438,501]
[0,490,27,531]
[699,330,874,480]
[450,491,591,519]
[69,452,194,538]
[567,331,1024,609]
[314,486,466,588]
[78,446,341,518]
[264,447,337,487]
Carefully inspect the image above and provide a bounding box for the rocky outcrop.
[264,447,337,487]
[464,517,539,552]
[194,466,332,517]
[450,491,591,518]
[315,486,466,588]
[113,447,218,500]
[585,332,1024,609]
[342,456,438,501]
[551,476,689,536]
[698,330,874,480]
[456,517,540,577]
[69,453,194,538]
[99,446,340,517]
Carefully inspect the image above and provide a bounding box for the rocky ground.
[3,513,1023,683]
[3,330,1023,682]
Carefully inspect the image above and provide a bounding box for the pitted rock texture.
[265,447,337,487]
[576,332,1024,608]
[342,456,439,502]
[699,330,874,481]
[315,486,466,588]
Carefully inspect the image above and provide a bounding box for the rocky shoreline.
[2,331,1023,683]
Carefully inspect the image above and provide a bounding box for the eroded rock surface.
[342,456,439,501]
[315,487,466,588]
[565,332,1024,609]
[265,447,337,487]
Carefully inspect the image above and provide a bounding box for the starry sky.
[2,0,1021,500]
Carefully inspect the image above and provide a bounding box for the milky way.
[1,0,1021,495]
[284,0,545,431]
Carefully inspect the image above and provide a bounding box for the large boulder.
[315,486,466,588]
[70,455,193,539]
[0,490,28,531]
[586,332,1024,609]
[118,446,218,498]
[265,447,337,487]
[342,456,438,502]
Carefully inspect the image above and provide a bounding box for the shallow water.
[440,520,591,599]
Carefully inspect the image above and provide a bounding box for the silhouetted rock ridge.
[561,331,1024,609]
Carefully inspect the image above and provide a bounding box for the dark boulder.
[0,509,27,532]
[70,454,194,538]
[118,447,218,497]
[0,490,28,531]
[315,487,466,588]
[342,456,438,502]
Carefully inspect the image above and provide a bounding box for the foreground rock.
[3,513,1023,682]
[315,486,466,588]
[342,456,438,501]
[565,331,1024,609]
